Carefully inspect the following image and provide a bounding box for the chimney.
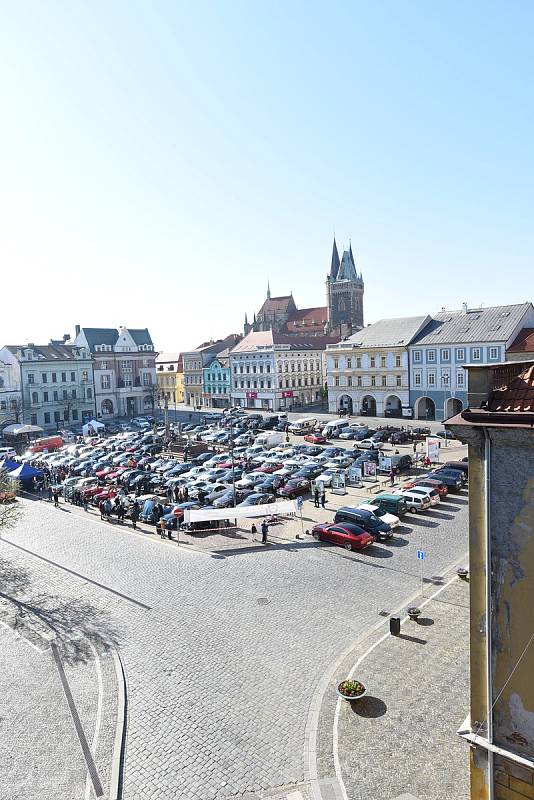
[75,324,80,336]
[462,302,468,314]
[63,334,69,343]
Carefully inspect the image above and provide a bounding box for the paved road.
[0,489,469,800]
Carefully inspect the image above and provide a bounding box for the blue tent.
[7,463,43,487]
[1,459,20,473]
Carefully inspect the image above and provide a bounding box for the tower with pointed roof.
[326,236,364,336]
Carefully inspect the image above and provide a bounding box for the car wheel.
[410,506,417,513]
[344,542,352,551]
[313,531,320,540]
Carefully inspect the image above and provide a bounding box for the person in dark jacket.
[131,500,140,529]
[261,519,268,544]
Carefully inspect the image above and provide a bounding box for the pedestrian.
[104,498,112,521]
[314,487,320,508]
[251,523,257,540]
[48,485,53,502]
[183,486,188,501]
[413,441,417,454]
[389,469,395,487]
[159,517,166,538]
[320,492,326,509]
[261,519,268,544]
[83,495,89,512]
[131,500,140,529]
[394,448,400,455]
[174,485,181,503]
[53,490,59,507]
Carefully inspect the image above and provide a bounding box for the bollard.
[390,617,401,636]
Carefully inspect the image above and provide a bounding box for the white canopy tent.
[2,423,44,436]
[82,419,106,437]
[183,499,299,524]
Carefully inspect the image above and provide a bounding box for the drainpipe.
[484,426,494,800]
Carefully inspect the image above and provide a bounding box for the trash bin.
[390,617,401,636]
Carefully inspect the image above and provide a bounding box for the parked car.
[411,427,431,440]
[334,506,393,541]
[404,486,440,506]
[435,430,455,440]
[392,489,431,513]
[390,431,410,445]
[278,479,311,498]
[404,477,448,497]
[442,460,468,477]
[428,468,464,491]
[212,488,253,508]
[236,492,276,507]
[373,493,408,517]
[357,502,400,529]
[304,433,326,444]
[311,522,374,551]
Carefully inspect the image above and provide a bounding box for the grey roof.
[128,328,153,346]
[337,315,431,349]
[5,344,89,362]
[337,250,358,282]
[411,303,533,346]
[330,237,340,280]
[80,328,119,351]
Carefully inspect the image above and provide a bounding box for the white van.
[321,419,350,438]
[288,417,317,435]
[255,432,283,449]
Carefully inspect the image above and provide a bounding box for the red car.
[253,462,284,474]
[304,433,326,444]
[312,522,374,551]
[277,478,310,498]
[404,477,448,497]
[92,487,118,505]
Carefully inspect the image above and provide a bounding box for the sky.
[1,1,533,353]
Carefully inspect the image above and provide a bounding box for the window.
[441,349,450,361]
[143,373,152,386]
[44,412,51,424]
[71,389,76,399]
[356,357,362,369]
[490,347,499,360]
[54,411,60,423]
[72,409,78,420]
[28,373,35,385]
[457,371,465,387]
[347,358,352,369]
[101,361,108,370]
[414,373,422,387]
[61,372,66,382]
[396,375,402,387]
[441,372,450,386]
[70,372,75,382]
[43,391,49,402]
[413,351,422,363]
[371,375,376,386]
[381,375,387,386]
[370,357,375,367]
[348,376,353,387]
[31,414,37,425]
[395,355,401,368]
[357,376,362,387]
[0,401,6,411]
[380,356,386,368]
[334,358,339,369]
[472,348,481,360]
[64,410,69,421]
[52,373,57,383]
[428,372,436,387]
[267,380,271,389]
[456,349,465,362]
[53,391,58,401]
[62,390,68,400]
[335,377,340,387]
[427,350,436,362]
[101,375,110,390]
[42,373,48,383]
[32,391,38,403]
[120,360,131,370]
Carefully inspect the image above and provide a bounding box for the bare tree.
[0,471,21,531]
[143,382,158,412]
[62,391,77,426]
[9,397,23,424]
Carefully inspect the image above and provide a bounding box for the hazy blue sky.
[1,1,533,352]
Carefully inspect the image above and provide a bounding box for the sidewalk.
[314,574,470,800]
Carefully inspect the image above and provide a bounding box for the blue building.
[408,303,534,421]
[202,353,231,408]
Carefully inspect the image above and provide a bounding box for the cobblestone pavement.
[0,488,469,800]
[315,576,470,800]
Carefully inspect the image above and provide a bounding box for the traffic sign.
[174,508,182,518]
[417,549,425,561]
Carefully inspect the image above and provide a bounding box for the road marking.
[51,642,104,797]
[85,639,103,800]
[1,539,151,610]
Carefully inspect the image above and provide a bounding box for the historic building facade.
[156,353,183,407]
[243,237,364,339]
[202,353,231,408]
[183,335,241,408]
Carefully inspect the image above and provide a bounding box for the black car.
[426,469,463,491]
[293,465,323,479]
[356,449,380,463]
[255,475,285,493]
[390,431,410,445]
[436,430,455,440]
[334,506,393,541]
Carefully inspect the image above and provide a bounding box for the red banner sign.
[282,391,294,398]
[246,391,258,399]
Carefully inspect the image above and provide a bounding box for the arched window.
[32,391,38,403]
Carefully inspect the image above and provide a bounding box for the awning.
[82,419,105,436]
[3,424,44,436]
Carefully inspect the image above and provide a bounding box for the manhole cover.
[257,597,270,605]
[378,610,390,617]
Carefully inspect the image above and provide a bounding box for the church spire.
[267,281,271,300]
[330,236,340,280]
[349,240,355,268]
[245,312,248,325]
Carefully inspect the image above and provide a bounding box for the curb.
[109,647,127,800]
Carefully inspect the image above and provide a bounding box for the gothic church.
[243,237,364,338]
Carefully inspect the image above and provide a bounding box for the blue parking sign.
[417,549,425,561]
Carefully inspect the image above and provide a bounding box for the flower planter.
[407,606,421,621]
[337,680,367,701]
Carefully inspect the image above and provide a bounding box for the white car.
[235,473,269,489]
[357,502,400,529]
[0,446,17,460]
[392,489,431,513]
[403,486,440,506]
[358,439,385,450]
[315,468,346,487]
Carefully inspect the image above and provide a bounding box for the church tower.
[326,236,364,337]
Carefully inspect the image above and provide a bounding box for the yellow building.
[447,359,534,800]
[156,353,182,407]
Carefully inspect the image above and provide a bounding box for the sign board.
[402,406,414,418]
[296,496,303,510]
[362,461,377,481]
[174,507,182,517]
[347,466,362,486]
[426,437,440,463]
[281,391,294,398]
[331,473,347,495]
[379,455,392,472]
[417,549,425,561]
[246,392,258,399]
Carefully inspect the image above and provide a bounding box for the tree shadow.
[349,695,387,718]
[0,555,121,666]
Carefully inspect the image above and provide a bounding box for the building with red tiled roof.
[243,237,364,338]
[507,328,534,361]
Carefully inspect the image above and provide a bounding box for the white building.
[326,316,430,417]
[230,331,334,411]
